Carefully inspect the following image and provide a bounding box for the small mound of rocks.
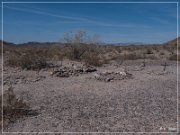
[93,70,133,82]
[50,65,97,77]
[146,70,171,75]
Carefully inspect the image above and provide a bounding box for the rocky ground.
[1,59,179,134]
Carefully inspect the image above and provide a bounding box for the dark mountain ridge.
[1,37,179,47]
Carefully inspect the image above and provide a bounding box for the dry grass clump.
[65,44,88,60]
[0,87,30,128]
[3,87,27,114]
[84,55,102,66]
[84,54,109,66]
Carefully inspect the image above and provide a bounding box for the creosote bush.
[66,44,88,60]
[7,54,20,67]
[146,49,153,54]
[83,54,107,67]
[0,87,28,128]
[20,54,47,70]
[63,30,100,61]
[3,87,27,113]
[6,48,51,70]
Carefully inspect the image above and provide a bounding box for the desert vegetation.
[0,87,38,129]
[4,31,179,71]
[1,33,179,132]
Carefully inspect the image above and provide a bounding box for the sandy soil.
[1,59,179,134]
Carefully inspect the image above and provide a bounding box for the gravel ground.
[1,60,179,134]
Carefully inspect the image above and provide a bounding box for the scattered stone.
[72,64,83,72]
[12,71,17,73]
[105,77,113,82]
[3,81,8,85]
[168,127,177,132]
[56,72,69,77]
[159,127,177,132]
[31,75,46,82]
[93,70,133,82]
[83,66,97,73]
[147,70,170,75]
[93,73,103,80]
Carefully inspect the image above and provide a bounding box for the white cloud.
[3,5,150,29]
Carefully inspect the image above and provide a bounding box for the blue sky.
[1,1,179,44]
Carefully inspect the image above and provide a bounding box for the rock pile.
[146,70,170,75]
[50,65,97,77]
[93,70,133,82]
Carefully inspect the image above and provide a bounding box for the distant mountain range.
[103,42,145,46]
[17,42,60,46]
[165,37,180,46]
[1,37,179,47]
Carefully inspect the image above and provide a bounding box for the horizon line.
[2,2,179,4]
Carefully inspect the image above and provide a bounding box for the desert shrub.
[124,53,145,60]
[110,55,119,60]
[83,44,111,66]
[160,52,165,55]
[146,49,153,54]
[84,54,104,66]
[114,55,124,67]
[46,46,65,61]
[117,48,122,53]
[124,53,136,60]
[65,43,106,66]
[6,51,49,70]
[6,55,20,67]
[0,87,29,127]
[146,55,157,60]
[63,30,100,60]
[3,87,27,113]
[169,54,180,61]
[20,55,47,70]
[166,47,175,55]
[66,44,88,60]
